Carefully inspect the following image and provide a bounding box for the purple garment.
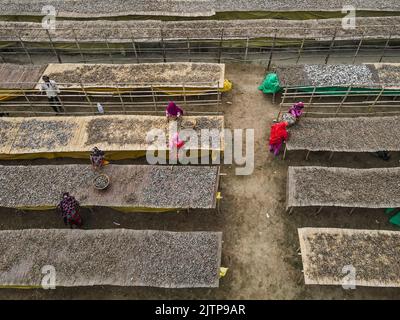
[269,141,283,156]
[166,102,184,116]
[288,102,304,119]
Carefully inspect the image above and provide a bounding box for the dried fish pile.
[374,64,400,87]
[12,119,77,150]
[0,0,399,17]
[84,117,166,147]
[0,165,94,208]
[0,229,222,288]
[304,64,379,87]
[0,165,219,209]
[275,63,400,88]
[0,119,17,150]
[42,63,224,88]
[140,166,219,208]
[2,17,400,42]
[273,65,308,87]
[286,116,400,152]
[0,0,213,17]
[0,115,224,159]
[84,115,224,151]
[287,166,400,209]
[298,228,400,287]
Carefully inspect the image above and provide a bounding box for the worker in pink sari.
[166,101,184,120]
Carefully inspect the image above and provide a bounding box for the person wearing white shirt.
[40,75,63,113]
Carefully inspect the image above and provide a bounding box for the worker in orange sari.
[90,147,109,170]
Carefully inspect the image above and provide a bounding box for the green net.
[258,73,281,94]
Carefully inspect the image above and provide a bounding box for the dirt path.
[1,64,400,299]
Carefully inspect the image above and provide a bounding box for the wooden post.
[129,28,140,63]
[296,29,306,64]
[277,87,287,121]
[244,37,249,62]
[379,30,393,63]
[46,29,62,63]
[325,27,337,64]
[216,80,222,113]
[72,29,86,63]
[352,34,364,64]
[305,86,317,117]
[80,82,95,114]
[20,86,36,116]
[282,144,287,160]
[187,37,191,62]
[369,86,385,114]
[217,28,224,64]
[151,85,157,111]
[160,28,167,62]
[267,29,277,70]
[182,83,187,108]
[104,36,114,64]
[16,33,33,65]
[335,85,352,116]
[116,84,126,114]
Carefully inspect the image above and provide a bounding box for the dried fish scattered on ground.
[287,166,400,209]
[2,18,400,43]
[0,229,222,288]
[0,164,220,209]
[286,116,400,152]
[41,63,224,88]
[0,0,399,17]
[298,228,400,287]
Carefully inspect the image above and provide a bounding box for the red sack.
[269,122,288,145]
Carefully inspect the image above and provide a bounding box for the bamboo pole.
[267,29,277,70]
[325,27,337,64]
[46,29,62,63]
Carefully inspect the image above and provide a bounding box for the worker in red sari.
[165,101,184,121]
[269,121,288,156]
[57,192,83,229]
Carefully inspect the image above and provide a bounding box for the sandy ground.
[1,64,400,299]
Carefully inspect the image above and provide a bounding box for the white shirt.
[40,80,60,98]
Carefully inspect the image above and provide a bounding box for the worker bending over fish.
[90,147,109,170]
[269,102,304,156]
[57,192,82,229]
[166,101,184,121]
